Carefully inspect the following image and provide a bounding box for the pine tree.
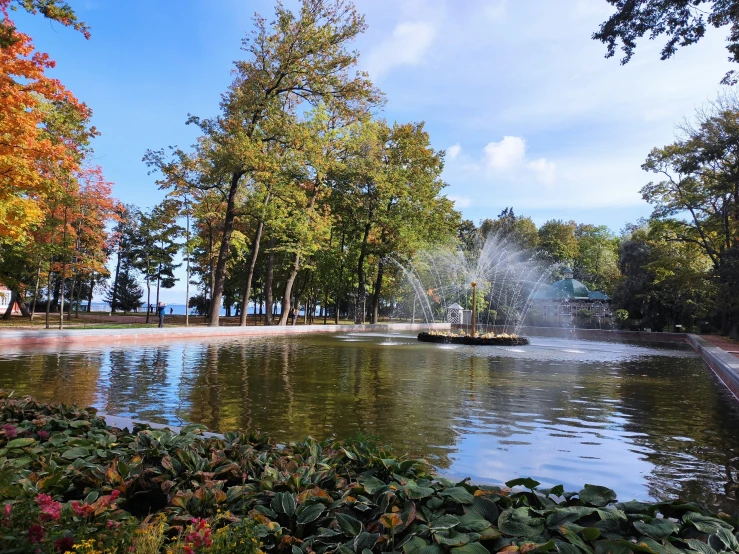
[104,268,143,313]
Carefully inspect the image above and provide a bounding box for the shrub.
[0,391,737,554]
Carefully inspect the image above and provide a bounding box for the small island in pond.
[418,331,530,346]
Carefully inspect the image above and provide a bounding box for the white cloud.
[478,136,555,185]
[447,143,462,159]
[527,158,556,185]
[483,136,526,171]
[365,21,436,78]
[448,194,472,208]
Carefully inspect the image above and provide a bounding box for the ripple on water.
[0,331,736,510]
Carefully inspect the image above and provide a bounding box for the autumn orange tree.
[0,0,116,321]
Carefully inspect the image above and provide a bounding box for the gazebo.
[530,268,611,321]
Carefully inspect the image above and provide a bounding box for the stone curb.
[0,322,451,348]
[687,334,739,401]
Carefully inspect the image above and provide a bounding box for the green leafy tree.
[480,207,539,250]
[538,219,579,264]
[593,0,739,84]
[641,96,739,335]
[170,0,380,326]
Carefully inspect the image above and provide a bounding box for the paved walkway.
[700,335,739,359]
[0,322,450,348]
[687,334,739,401]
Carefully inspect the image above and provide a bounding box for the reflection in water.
[0,333,737,510]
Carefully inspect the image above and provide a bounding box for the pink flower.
[4,504,10,516]
[36,493,62,521]
[37,430,50,440]
[70,501,94,518]
[2,424,17,439]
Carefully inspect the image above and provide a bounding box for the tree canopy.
[594,0,739,84]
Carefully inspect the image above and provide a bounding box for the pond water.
[1,332,738,510]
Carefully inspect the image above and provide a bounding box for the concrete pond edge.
[686,334,739,401]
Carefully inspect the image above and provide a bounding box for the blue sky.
[13,0,731,301]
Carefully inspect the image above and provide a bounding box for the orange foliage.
[0,3,92,244]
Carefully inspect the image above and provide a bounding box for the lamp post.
[470,282,477,337]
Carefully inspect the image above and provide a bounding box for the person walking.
[157,301,166,328]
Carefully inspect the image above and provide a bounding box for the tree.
[132,203,181,323]
[593,0,739,84]
[480,208,539,250]
[179,0,380,326]
[0,0,94,246]
[104,268,143,313]
[574,224,620,293]
[538,219,579,264]
[641,96,739,335]
[1,0,89,49]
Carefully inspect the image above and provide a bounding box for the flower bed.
[0,392,737,554]
[418,332,530,346]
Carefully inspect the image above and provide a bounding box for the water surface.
[1,332,737,510]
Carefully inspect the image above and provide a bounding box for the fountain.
[398,234,552,346]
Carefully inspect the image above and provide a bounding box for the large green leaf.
[632,519,677,540]
[404,536,429,554]
[499,508,545,538]
[296,502,324,524]
[711,527,739,551]
[683,512,733,534]
[686,539,719,554]
[336,513,363,536]
[353,531,379,552]
[441,487,475,505]
[558,524,594,554]
[430,515,461,530]
[406,483,435,499]
[6,438,36,449]
[451,542,490,554]
[359,476,387,494]
[61,446,90,460]
[433,529,470,547]
[471,496,499,522]
[578,485,617,508]
[457,511,492,533]
[505,477,541,490]
[593,540,632,554]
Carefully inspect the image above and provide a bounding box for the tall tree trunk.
[208,224,215,304]
[355,222,372,324]
[155,263,161,309]
[58,207,68,330]
[278,253,301,326]
[45,264,52,329]
[209,171,243,326]
[15,291,29,317]
[30,257,42,321]
[87,273,94,312]
[370,260,385,324]
[145,260,152,322]
[240,220,265,326]
[111,243,122,314]
[74,278,82,318]
[185,207,190,327]
[263,238,276,326]
[67,273,77,321]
